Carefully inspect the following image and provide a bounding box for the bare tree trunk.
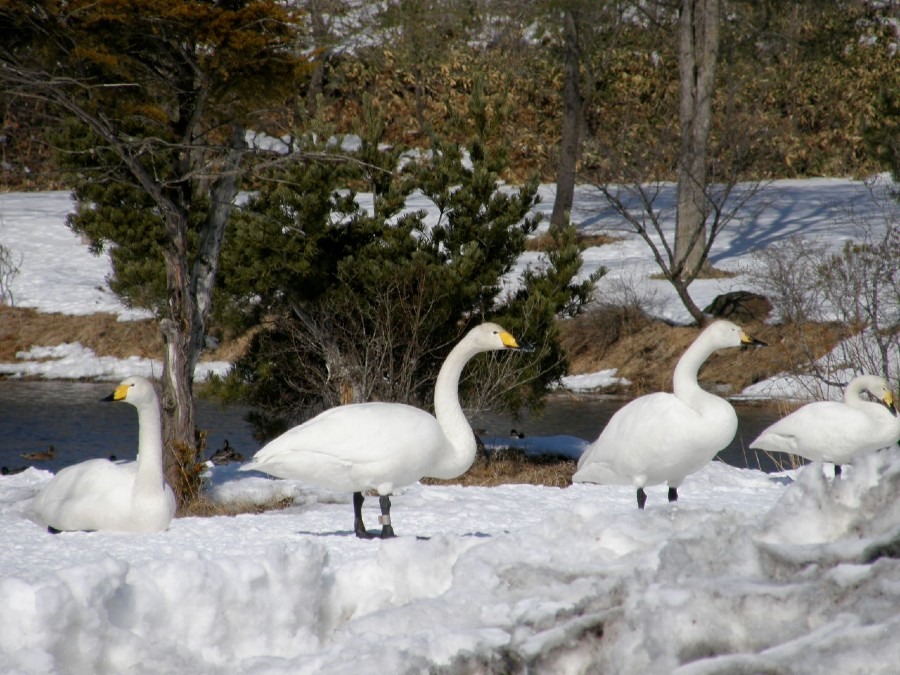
[550,8,583,232]
[675,0,720,281]
[191,125,245,372]
[159,125,246,504]
[302,0,331,119]
[159,214,197,503]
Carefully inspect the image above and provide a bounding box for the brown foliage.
[3,3,896,190]
[1,306,843,405]
[559,312,843,398]
[525,232,618,253]
[0,306,160,363]
[0,305,242,372]
[179,494,295,518]
[423,450,576,489]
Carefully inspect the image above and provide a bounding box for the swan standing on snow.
[750,374,900,476]
[30,376,176,533]
[573,320,767,509]
[240,322,530,538]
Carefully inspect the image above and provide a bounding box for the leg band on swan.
[379,495,395,538]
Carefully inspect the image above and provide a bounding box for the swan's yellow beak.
[740,331,767,347]
[500,331,533,352]
[102,384,130,402]
[884,391,897,415]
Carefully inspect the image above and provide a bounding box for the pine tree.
[0,0,306,504]
[214,101,599,436]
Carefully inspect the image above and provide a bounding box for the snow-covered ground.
[1,180,900,674]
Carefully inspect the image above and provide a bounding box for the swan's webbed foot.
[47,526,62,535]
[668,487,678,503]
[353,491,376,539]
[379,495,396,538]
[636,487,647,510]
[354,525,377,539]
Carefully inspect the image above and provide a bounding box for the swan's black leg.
[379,494,395,538]
[47,526,61,535]
[353,491,375,539]
[636,488,647,509]
[834,464,842,478]
[668,487,678,503]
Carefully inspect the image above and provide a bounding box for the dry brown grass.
[2,303,844,404]
[423,449,576,488]
[0,306,161,362]
[525,232,619,252]
[558,305,650,386]
[0,305,244,372]
[179,493,295,518]
[560,311,844,398]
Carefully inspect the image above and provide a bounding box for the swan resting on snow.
[750,374,900,476]
[240,322,530,538]
[30,376,176,533]
[573,320,767,509]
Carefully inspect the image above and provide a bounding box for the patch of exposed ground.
[558,307,844,399]
[3,304,842,395]
[0,305,243,370]
[0,306,161,362]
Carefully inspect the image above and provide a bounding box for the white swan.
[30,376,176,533]
[573,320,767,509]
[240,322,529,538]
[750,374,900,476]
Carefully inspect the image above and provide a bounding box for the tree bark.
[191,125,246,374]
[159,211,197,502]
[156,125,246,502]
[674,0,720,283]
[550,8,584,232]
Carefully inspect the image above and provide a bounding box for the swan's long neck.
[844,377,888,414]
[133,398,166,496]
[673,334,719,407]
[844,379,869,408]
[430,336,480,478]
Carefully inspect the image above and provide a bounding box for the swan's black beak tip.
[516,342,535,353]
[740,337,768,351]
[101,392,115,402]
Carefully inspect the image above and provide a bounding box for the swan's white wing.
[750,400,900,464]
[242,402,446,493]
[27,376,174,534]
[574,392,736,487]
[30,459,138,531]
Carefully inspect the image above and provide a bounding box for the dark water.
[471,393,787,472]
[1,380,786,475]
[0,380,259,475]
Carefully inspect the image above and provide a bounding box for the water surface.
[0,380,258,474]
[1,381,788,476]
